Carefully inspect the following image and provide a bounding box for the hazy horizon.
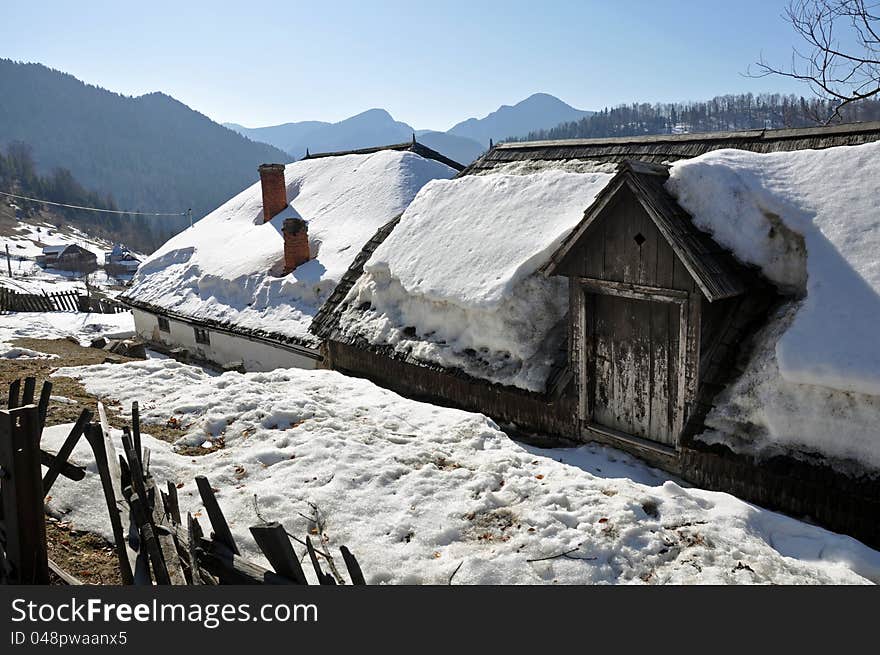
[3,1,814,130]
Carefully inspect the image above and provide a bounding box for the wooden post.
[36,381,52,431]
[340,545,366,585]
[0,405,49,584]
[195,476,240,555]
[249,522,308,584]
[82,423,134,584]
[21,377,36,405]
[121,432,171,585]
[131,401,142,461]
[8,379,21,409]
[306,536,336,585]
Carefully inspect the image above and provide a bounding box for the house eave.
[119,296,323,361]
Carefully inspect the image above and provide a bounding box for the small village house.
[104,243,141,277]
[120,140,462,370]
[35,243,98,272]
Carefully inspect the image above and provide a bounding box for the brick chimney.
[258,163,287,223]
[282,218,310,274]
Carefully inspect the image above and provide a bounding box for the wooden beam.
[48,558,83,585]
[42,408,92,493]
[83,423,134,584]
[36,381,52,432]
[575,277,689,303]
[195,476,240,555]
[249,522,308,584]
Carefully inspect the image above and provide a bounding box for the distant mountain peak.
[448,93,592,145]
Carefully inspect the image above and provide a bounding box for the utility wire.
[0,189,187,217]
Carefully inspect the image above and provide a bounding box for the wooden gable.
[545,161,755,457]
[546,161,746,301]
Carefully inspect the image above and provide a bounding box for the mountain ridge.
[223,92,594,165]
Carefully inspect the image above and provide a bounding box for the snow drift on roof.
[667,141,880,470]
[124,150,456,345]
[337,170,614,390]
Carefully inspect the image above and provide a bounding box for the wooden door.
[588,293,681,447]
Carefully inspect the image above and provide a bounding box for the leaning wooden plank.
[145,466,186,585]
[249,522,308,584]
[131,401,142,461]
[48,558,83,585]
[8,378,21,409]
[194,475,240,555]
[42,408,93,493]
[340,545,367,585]
[96,402,121,496]
[186,514,202,585]
[83,423,134,584]
[36,380,52,432]
[122,432,171,585]
[39,450,85,482]
[306,536,336,585]
[128,490,170,585]
[164,480,182,525]
[22,377,36,405]
[0,406,49,584]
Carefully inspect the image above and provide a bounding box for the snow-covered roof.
[464,121,880,174]
[329,168,614,390]
[318,138,880,471]
[666,140,880,470]
[122,149,457,346]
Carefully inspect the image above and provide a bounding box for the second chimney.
[258,163,287,222]
[282,218,310,274]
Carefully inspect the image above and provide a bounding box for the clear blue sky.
[1,0,810,130]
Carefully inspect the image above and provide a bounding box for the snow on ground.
[0,310,134,359]
[1,261,124,296]
[124,150,456,346]
[337,170,613,391]
[667,142,880,469]
[1,217,116,260]
[46,358,880,585]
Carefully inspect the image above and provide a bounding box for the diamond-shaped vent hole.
[633,232,646,246]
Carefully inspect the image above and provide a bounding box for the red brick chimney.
[258,163,287,223]
[282,218,310,273]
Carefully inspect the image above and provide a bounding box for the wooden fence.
[0,288,126,314]
[0,378,365,586]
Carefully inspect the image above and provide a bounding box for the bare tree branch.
[748,0,880,123]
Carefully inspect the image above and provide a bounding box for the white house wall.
[132,308,320,372]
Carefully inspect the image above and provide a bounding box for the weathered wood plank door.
[589,293,680,447]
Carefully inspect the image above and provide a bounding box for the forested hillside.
[0,142,165,252]
[0,60,289,229]
[517,93,880,141]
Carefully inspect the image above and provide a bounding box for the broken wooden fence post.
[21,377,36,405]
[131,401,142,461]
[0,405,49,584]
[121,432,171,585]
[83,423,134,584]
[306,536,336,585]
[249,522,308,584]
[340,545,367,585]
[7,379,21,409]
[195,475,240,555]
[36,380,52,431]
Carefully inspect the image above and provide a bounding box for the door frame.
[574,276,693,454]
